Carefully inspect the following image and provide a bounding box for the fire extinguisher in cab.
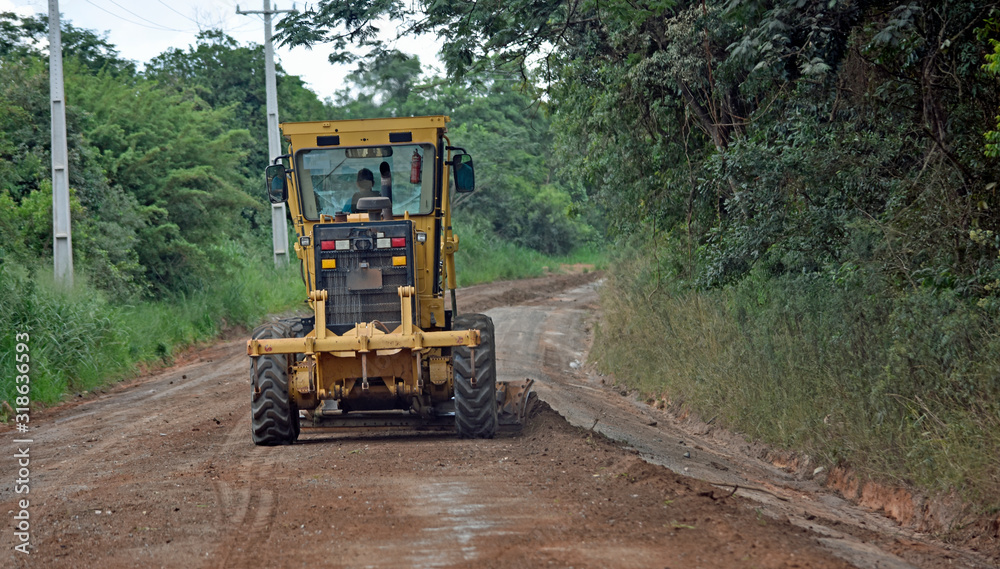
[410,149,422,184]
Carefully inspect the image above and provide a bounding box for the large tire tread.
[280,317,312,440]
[452,313,498,438]
[280,316,314,339]
[250,322,299,445]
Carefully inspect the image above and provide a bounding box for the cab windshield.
[294,144,435,219]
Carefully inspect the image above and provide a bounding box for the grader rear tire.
[452,313,498,438]
[250,322,299,445]
[280,316,314,339]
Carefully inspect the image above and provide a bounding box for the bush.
[594,245,1000,506]
[0,250,303,412]
[454,215,605,286]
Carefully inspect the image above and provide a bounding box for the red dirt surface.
[0,273,992,568]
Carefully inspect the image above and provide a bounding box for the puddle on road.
[371,480,503,569]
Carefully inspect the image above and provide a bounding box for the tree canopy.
[0,14,332,298]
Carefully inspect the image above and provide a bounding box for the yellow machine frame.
[247,115,479,419]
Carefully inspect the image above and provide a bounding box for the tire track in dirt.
[0,350,244,557]
[206,418,281,568]
[0,341,261,568]
[24,348,247,491]
[210,483,274,569]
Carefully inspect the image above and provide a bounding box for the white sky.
[2,0,443,103]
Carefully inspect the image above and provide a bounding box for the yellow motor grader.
[247,115,532,444]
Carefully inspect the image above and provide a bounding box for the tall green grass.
[454,217,606,286]
[593,245,1000,509]
[0,244,303,412]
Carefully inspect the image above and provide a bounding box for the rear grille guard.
[313,222,415,334]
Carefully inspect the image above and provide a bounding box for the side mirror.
[452,153,475,193]
[265,164,288,204]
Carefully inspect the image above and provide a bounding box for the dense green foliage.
[323,50,599,256]
[594,241,1000,501]
[0,14,333,298]
[284,0,1000,505]
[986,18,1000,156]
[146,30,329,177]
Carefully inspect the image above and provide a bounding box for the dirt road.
[1,274,994,568]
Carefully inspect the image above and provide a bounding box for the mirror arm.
[272,154,291,166]
[445,147,467,164]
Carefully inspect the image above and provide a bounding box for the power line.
[104,0,189,31]
[156,0,201,26]
[82,0,189,33]
[224,16,262,33]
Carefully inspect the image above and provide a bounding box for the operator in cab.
[346,168,378,212]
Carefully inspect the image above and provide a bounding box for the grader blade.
[497,378,535,430]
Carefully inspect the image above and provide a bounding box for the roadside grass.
[454,218,607,286]
[0,250,303,413]
[592,246,1000,510]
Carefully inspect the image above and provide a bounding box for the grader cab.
[247,116,532,444]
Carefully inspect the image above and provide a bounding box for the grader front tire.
[250,322,299,445]
[453,313,498,438]
[280,316,313,440]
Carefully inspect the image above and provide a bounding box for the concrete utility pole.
[49,0,73,286]
[237,1,295,266]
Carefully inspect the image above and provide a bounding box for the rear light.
[321,259,336,269]
[392,256,406,266]
[377,237,406,249]
[321,240,351,250]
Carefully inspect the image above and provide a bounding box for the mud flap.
[496,378,535,430]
